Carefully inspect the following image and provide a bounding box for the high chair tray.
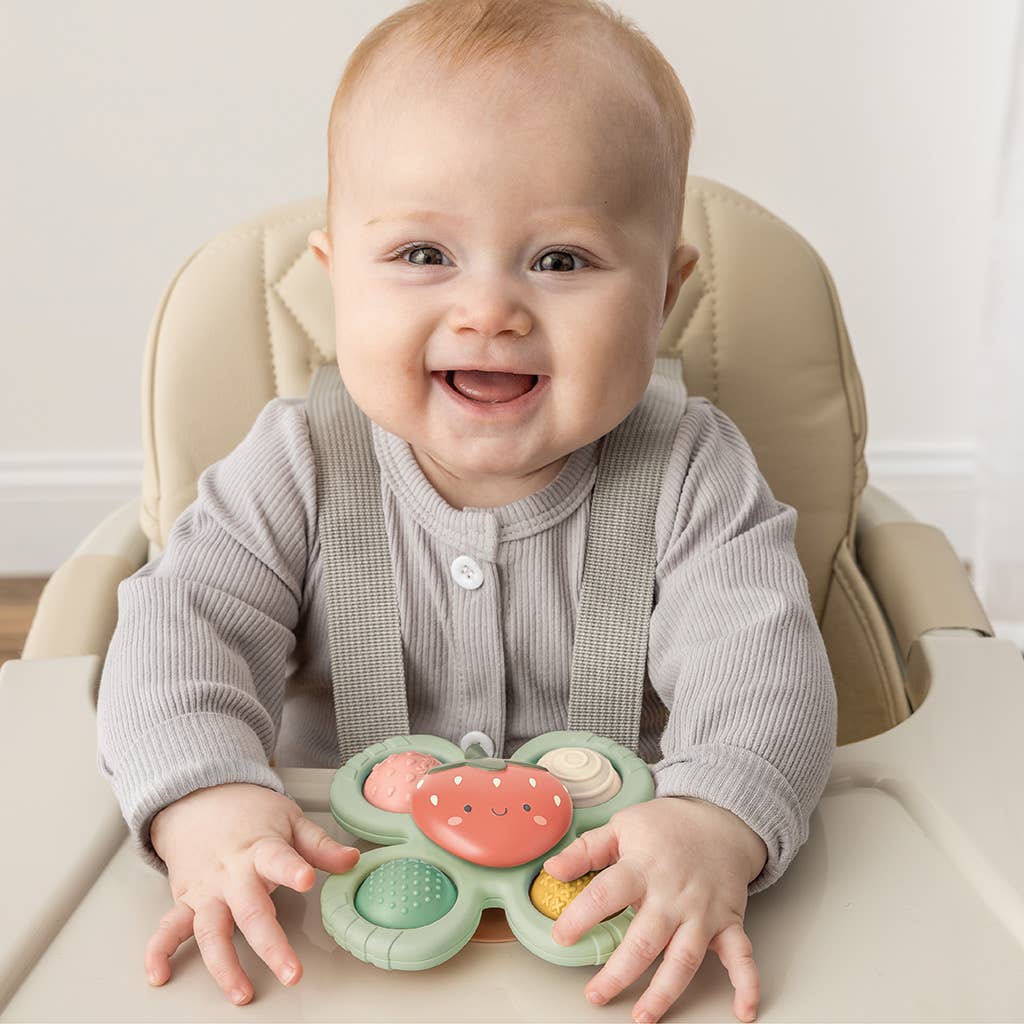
[2,635,1023,1022]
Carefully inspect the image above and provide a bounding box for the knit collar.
[370,419,602,560]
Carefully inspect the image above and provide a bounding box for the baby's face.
[309,43,698,509]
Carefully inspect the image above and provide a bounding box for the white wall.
[0,0,1019,574]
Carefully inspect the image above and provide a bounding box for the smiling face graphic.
[410,761,574,867]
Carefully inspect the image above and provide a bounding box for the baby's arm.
[547,399,836,1023]
[95,398,341,997]
[97,398,316,868]
[647,396,837,892]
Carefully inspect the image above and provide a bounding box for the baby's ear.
[675,242,701,280]
[661,242,701,322]
[308,227,331,272]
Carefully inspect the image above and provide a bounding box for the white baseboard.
[0,443,978,575]
[992,620,1024,652]
[864,443,977,565]
[0,453,142,575]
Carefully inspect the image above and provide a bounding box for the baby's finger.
[144,901,195,985]
[191,898,253,1005]
[583,907,676,1008]
[543,822,615,882]
[710,921,760,1023]
[225,876,302,987]
[252,836,318,892]
[552,859,641,948]
[292,815,361,875]
[631,917,711,1023]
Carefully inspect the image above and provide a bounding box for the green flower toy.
[321,730,654,970]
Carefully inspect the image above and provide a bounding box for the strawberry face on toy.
[411,757,573,867]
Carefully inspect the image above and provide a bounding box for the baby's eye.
[463,804,473,813]
[395,244,449,266]
[522,803,531,812]
[534,249,589,272]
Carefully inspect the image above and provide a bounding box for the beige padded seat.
[22,176,994,745]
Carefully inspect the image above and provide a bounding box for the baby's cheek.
[533,815,548,826]
[447,815,463,826]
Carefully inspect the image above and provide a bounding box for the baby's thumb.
[292,815,360,873]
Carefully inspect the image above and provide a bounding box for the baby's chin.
[410,436,574,508]
[419,440,560,479]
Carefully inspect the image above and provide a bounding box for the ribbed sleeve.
[647,397,837,894]
[96,398,317,873]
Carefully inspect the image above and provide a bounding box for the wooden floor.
[0,577,48,669]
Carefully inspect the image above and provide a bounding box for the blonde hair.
[324,0,695,255]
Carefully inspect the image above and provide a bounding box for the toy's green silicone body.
[321,730,654,970]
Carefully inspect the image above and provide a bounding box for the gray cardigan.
[96,394,837,894]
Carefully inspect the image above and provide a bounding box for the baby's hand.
[145,781,360,1005]
[544,796,768,1024]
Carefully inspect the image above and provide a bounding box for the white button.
[450,554,484,590]
[460,731,496,758]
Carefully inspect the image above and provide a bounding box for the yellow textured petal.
[529,868,599,920]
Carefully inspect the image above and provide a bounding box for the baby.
[96,1,836,1022]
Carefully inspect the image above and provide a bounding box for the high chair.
[4,177,1023,1021]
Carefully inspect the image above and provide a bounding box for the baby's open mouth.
[441,369,539,404]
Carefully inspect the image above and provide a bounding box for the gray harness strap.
[307,367,410,758]
[566,357,687,750]
[307,357,687,763]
